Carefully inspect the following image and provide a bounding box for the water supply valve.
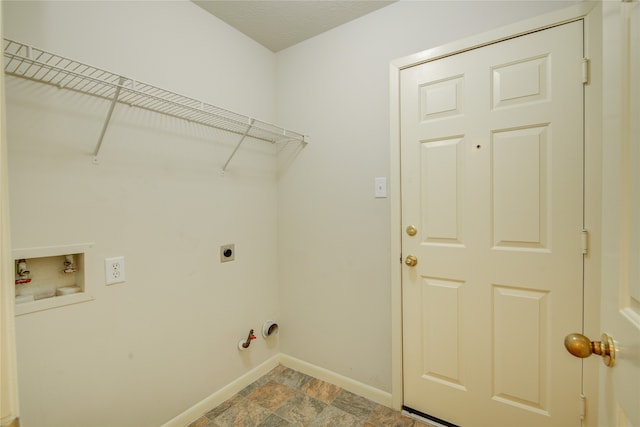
[15,259,31,284]
[238,329,257,351]
[63,254,77,273]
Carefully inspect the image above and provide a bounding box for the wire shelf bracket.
[3,38,309,168]
[222,118,254,173]
[92,76,125,164]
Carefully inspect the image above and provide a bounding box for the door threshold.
[402,406,459,427]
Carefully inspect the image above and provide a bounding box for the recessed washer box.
[12,243,94,316]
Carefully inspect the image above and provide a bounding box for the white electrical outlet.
[105,256,126,285]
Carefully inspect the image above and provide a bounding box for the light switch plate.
[375,177,387,198]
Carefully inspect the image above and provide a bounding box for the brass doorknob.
[564,333,616,367]
[406,225,417,236]
[405,255,418,267]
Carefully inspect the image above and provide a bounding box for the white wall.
[4,1,583,425]
[276,0,579,394]
[4,2,280,426]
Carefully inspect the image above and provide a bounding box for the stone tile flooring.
[187,365,434,427]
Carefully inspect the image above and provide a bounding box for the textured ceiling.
[193,1,397,52]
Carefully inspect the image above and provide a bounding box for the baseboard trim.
[162,353,393,426]
[20,353,395,427]
[1,417,20,427]
[279,354,393,407]
[160,354,281,427]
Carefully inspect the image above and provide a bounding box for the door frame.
[389,3,603,425]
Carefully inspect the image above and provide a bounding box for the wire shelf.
[3,38,308,168]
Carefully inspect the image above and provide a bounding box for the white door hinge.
[580,393,586,421]
[582,229,589,255]
[582,58,590,85]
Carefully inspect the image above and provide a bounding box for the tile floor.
[187,365,434,427]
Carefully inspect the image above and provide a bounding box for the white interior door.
[599,1,640,426]
[400,21,585,427]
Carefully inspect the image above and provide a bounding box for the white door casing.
[400,20,585,427]
[600,1,640,426]
[0,4,20,426]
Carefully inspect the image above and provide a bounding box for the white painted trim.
[581,5,604,427]
[279,353,393,408]
[391,2,597,70]
[12,243,94,260]
[389,60,403,412]
[160,354,281,427]
[14,292,94,316]
[389,1,602,418]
